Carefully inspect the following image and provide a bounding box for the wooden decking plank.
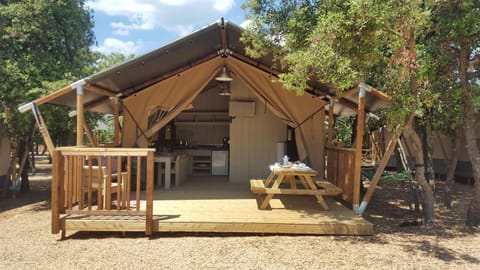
[61,177,373,236]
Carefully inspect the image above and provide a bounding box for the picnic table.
[250,164,342,210]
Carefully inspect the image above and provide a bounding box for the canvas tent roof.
[27,19,390,116]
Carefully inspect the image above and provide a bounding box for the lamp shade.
[215,66,233,81]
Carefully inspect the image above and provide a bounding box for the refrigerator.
[212,150,229,176]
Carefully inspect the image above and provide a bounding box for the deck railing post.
[51,147,155,236]
[353,86,366,214]
[51,150,63,234]
[145,151,154,235]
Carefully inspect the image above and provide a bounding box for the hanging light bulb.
[215,66,233,81]
[218,82,231,96]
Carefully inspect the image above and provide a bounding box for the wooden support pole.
[113,97,120,145]
[353,86,366,213]
[51,150,63,234]
[31,103,55,155]
[358,127,401,215]
[327,99,335,144]
[76,84,84,146]
[145,151,154,236]
[82,118,97,147]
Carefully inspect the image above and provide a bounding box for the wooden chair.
[83,165,127,209]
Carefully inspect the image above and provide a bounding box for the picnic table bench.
[250,164,342,210]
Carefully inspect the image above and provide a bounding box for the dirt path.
[0,157,478,269]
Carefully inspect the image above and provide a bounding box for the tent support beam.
[353,85,366,213]
[76,84,84,146]
[84,84,116,97]
[327,99,335,144]
[82,118,97,147]
[358,127,402,215]
[30,103,55,155]
[113,97,121,145]
[34,85,74,106]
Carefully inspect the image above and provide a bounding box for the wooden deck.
[63,176,373,235]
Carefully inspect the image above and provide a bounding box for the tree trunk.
[423,110,435,190]
[405,115,435,224]
[399,29,435,224]
[394,145,405,173]
[463,100,480,227]
[459,42,480,227]
[17,138,31,193]
[444,136,459,209]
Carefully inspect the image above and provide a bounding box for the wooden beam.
[84,84,116,97]
[220,18,228,55]
[76,86,84,146]
[368,88,392,102]
[113,97,121,145]
[327,99,335,144]
[358,127,401,215]
[353,87,366,213]
[51,150,63,234]
[34,85,73,106]
[145,151,154,236]
[31,103,55,155]
[82,118,97,147]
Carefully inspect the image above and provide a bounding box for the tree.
[0,0,95,192]
[429,0,480,227]
[242,0,437,223]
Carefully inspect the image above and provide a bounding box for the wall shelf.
[183,149,212,175]
[175,111,229,126]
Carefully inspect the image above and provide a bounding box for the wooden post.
[31,103,55,155]
[145,151,154,236]
[358,128,401,215]
[353,86,366,213]
[82,118,97,147]
[113,97,121,145]
[76,84,84,146]
[327,99,335,144]
[51,150,63,234]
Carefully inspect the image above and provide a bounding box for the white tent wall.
[229,75,287,183]
[228,57,326,176]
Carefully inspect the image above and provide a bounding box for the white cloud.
[92,38,144,55]
[240,20,251,29]
[87,0,236,36]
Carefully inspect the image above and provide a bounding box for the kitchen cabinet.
[185,149,212,175]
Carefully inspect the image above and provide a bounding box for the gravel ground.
[0,157,478,269]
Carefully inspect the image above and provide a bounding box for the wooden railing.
[326,146,357,203]
[51,147,155,235]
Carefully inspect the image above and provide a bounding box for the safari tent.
[19,19,392,237]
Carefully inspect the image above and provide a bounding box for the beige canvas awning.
[121,56,327,173]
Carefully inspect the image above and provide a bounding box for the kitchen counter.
[174,147,229,176]
[175,145,229,151]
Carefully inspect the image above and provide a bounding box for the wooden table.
[251,164,341,210]
[154,154,176,189]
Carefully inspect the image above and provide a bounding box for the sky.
[86,0,249,56]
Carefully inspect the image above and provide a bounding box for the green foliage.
[0,0,95,145]
[426,0,480,136]
[242,0,432,130]
[242,0,479,143]
[332,116,354,147]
